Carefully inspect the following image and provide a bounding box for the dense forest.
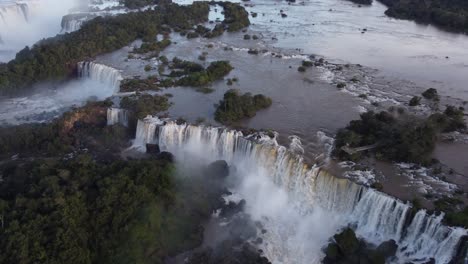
[379,0,468,33]
[333,105,466,164]
[347,0,468,33]
[0,101,262,264]
[215,89,273,124]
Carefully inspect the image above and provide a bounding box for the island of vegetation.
[215,89,273,124]
[345,0,468,33]
[333,103,465,164]
[0,1,250,95]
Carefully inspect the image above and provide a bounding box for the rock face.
[146,143,161,154]
[376,239,397,259]
[207,160,229,178]
[323,227,398,264]
[155,151,174,162]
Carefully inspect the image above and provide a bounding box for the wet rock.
[334,227,360,255]
[146,143,160,154]
[155,151,174,162]
[423,258,435,264]
[281,13,287,18]
[220,199,246,218]
[207,160,229,178]
[376,239,398,258]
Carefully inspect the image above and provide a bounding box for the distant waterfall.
[132,116,467,264]
[77,61,122,92]
[0,1,34,46]
[0,2,31,24]
[107,108,128,126]
[61,13,92,33]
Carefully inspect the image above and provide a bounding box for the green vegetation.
[120,76,160,92]
[0,2,211,94]
[0,101,130,158]
[0,156,175,264]
[409,96,421,106]
[120,94,171,119]
[215,89,272,124]
[334,111,436,163]
[120,0,171,9]
[133,38,171,54]
[0,100,236,264]
[333,107,466,163]
[428,105,466,132]
[218,2,251,32]
[161,58,233,87]
[434,197,468,228]
[422,88,439,101]
[378,0,468,33]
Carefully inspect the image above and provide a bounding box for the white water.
[0,61,120,125]
[107,107,128,126]
[132,116,467,264]
[61,13,91,32]
[0,0,76,62]
[77,61,122,92]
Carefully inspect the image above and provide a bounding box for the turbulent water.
[130,116,467,264]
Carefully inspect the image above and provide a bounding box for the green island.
[215,89,273,124]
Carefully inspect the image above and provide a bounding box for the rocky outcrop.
[323,227,398,264]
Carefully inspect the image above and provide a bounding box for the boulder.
[376,239,398,259]
[207,160,229,178]
[334,227,360,255]
[156,151,174,162]
[146,143,160,154]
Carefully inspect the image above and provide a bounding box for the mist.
[0,77,117,125]
[0,0,79,62]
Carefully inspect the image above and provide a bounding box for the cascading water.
[0,1,34,47]
[132,116,467,264]
[107,107,128,126]
[0,2,31,24]
[77,61,122,92]
[61,13,93,32]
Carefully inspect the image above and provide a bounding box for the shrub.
[120,94,171,119]
[409,96,421,106]
[422,88,439,100]
[215,89,272,123]
[333,111,438,164]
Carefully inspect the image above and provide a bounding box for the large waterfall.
[77,61,122,92]
[131,116,467,264]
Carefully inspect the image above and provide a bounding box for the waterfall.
[77,61,122,92]
[132,116,467,264]
[0,2,31,25]
[61,13,93,33]
[107,108,128,126]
